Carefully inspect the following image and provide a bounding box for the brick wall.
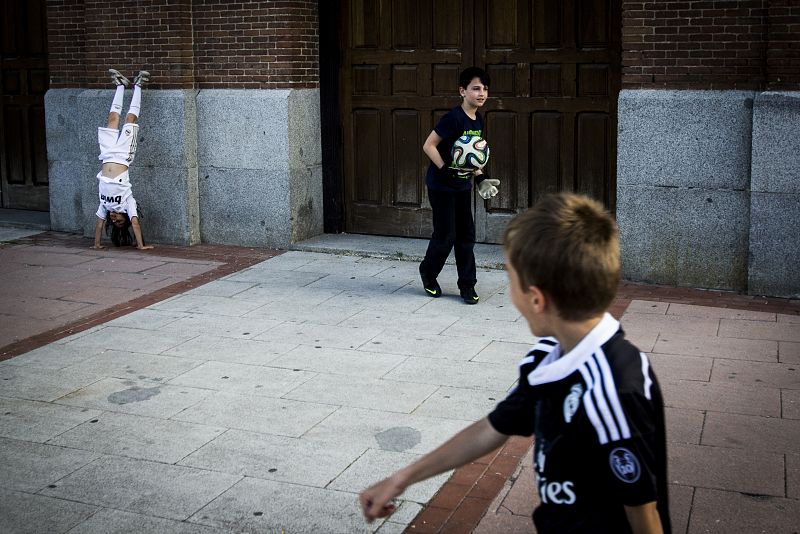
[46,0,319,89]
[622,0,800,90]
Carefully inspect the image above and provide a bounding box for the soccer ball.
[451,135,490,170]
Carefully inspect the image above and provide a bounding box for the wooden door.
[1,0,49,211]
[340,0,620,240]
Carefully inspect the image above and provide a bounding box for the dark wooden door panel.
[340,0,619,240]
[1,0,49,211]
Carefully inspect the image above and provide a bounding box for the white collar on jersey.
[527,312,620,386]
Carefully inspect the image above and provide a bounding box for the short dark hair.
[503,193,620,321]
[459,67,490,90]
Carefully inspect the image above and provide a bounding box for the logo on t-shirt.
[609,447,641,483]
[563,383,583,423]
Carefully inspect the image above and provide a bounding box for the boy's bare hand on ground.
[136,245,154,250]
[359,477,402,522]
[90,244,106,250]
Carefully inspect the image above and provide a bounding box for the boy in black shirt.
[361,193,670,533]
[419,67,500,304]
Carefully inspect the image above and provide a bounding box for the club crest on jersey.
[563,383,583,423]
[124,128,132,136]
[609,448,641,483]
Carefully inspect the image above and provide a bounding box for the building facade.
[2,0,797,296]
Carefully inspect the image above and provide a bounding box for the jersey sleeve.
[125,197,139,219]
[96,203,107,219]
[596,389,662,507]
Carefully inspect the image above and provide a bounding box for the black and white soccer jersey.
[489,313,671,534]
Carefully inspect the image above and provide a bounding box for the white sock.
[127,84,142,119]
[110,85,125,114]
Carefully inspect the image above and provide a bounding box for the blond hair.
[503,193,620,321]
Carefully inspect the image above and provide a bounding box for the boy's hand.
[359,477,402,523]
[478,178,500,199]
[137,245,155,250]
[91,244,106,250]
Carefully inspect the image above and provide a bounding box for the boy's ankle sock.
[127,84,142,118]
[110,84,125,114]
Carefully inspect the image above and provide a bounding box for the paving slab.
[64,508,225,534]
[0,488,98,534]
[0,437,99,492]
[688,487,800,534]
[0,397,101,443]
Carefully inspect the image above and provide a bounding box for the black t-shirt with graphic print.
[488,314,671,534]
[425,105,483,192]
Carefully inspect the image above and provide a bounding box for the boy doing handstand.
[92,69,153,250]
[361,193,670,533]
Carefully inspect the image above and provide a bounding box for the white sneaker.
[133,71,150,87]
[109,69,130,87]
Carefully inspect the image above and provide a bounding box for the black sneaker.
[419,263,442,298]
[460,287,480,305]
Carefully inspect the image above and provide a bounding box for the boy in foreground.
[360,193,670,533]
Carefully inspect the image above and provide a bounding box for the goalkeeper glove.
[477,178,500,199]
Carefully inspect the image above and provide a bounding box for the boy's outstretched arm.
[130,217,154,250]
[92,218,105,249]
[625,501,663,534]
[359,417,508,523]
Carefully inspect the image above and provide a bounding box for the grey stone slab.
[384,357,517,391]
[329,448,452,504]
[661,380,780,417]
[324,290,429,313]
[788,453,800,500]
[184,279,256,297]
[158,313,283,339]
[778,313,800,324]
[616,185,749,291]
[283,374,437,413]
[621,312,722,338]
[470,340,531,365]
[667,303,777,321]
[65,350,204,383]
[0,365,102,402]
[251,250,318,270]
[173,392,337,437]
[653,333,778,362]
[63,326,197,355]
[271,346,406,379]
[442,317,535,344]
[0,343,102,370]
[0,488,97,534]
[701,412,800,455]
[180,429,366,487]
[718,318,800,342]
[254,321,383,350]
[50,411,225,464]
[414,292,522,322]
[711,358,800,389]
[168,361,315,397]
[779,341,800,364]
[648,353,712,382]
[784,389,800,420]
[669,442,785,497]
[305,273,408,293]
[188,477,369,534]
[751,92,800,194]
[0,437,99,492]
[66,508,224,534]
[41,455,241,521]
[668,484,694,534]
[57,377,213,418]
[164,334,295,365]
[617,90,754,190]
[294,257,393,277]
[104,308,189,330]
[688,487,800,534]
[0,397,101,443]
[240,286,344,308]
[0,227,43,241]
[223,267,324,286]
[148,294,266,317]
[749,191,800,298]
[412,386,507,421]
[665,407,704,445]
[245,300,359,325]
[624,300,669,314]
[303,407,472,455]
[363,331,492,361]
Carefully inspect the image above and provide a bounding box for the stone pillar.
[749,92,800,298]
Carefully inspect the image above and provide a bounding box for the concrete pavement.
[0,229,798,533]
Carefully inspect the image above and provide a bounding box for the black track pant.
[420,187,476,290]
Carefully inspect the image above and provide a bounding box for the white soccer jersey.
[489,313,670,534]
[95,170,138,220]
